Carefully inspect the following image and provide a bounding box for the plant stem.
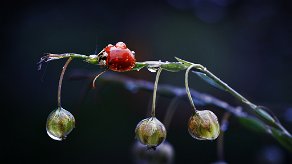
[185,65,198,113]
[40,53,291,149]
[92,70,107,88]
[58,57,73,108]
[151,68,163,117]
[48,53,88,60]
[38,53,98,69]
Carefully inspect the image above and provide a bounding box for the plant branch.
[39,53,292,151]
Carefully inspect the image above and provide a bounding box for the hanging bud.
[46,107,75,141]
[135,117,167,148]
[188,110,220,140]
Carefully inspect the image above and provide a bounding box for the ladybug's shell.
[104,42,136,72]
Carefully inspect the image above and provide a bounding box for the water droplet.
[147,66,159,72]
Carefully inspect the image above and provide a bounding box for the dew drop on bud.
[46,107,75,141]
[135,117,167,148]
[147,67,158,72]
[188,110,220,140]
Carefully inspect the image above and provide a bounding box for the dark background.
[2,0,292,163]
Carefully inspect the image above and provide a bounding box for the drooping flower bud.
[46,107,75,141]
[135,117,167,148]
[188,110,220,140]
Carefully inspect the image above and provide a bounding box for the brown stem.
[151,68,163,117]
[185,65,198,113]
[92,70,107,88]
[58,57,73,108]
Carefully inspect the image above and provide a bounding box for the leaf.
[270,127,292,152]
[132,62,148,71]
[160,62,187,72]
[238,116,267,134]
[174,57,194,67]
[193,71,225,91]
[175,57,225,90]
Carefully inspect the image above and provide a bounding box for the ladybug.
[98,42,136,72]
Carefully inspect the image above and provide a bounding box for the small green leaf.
[238,116,267,134]
[194,72,225,91]
[132,62,148,71]
[175,57,225,90]
[174,57,194,67]
[160,62,187,72]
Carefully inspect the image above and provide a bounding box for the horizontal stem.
[38,53,99,70]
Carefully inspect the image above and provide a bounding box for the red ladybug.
[98,42,136,72]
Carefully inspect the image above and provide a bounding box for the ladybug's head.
[96,49,108,66]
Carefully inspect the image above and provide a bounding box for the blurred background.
[2,0,292,163]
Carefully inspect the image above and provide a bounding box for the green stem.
[58,57,73,108]
[151,68,163,117]
[38,53,99,66]
[185,65,198,113]
[49,53,88,60]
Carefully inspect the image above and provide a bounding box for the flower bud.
[46,107,75,141]
[188,110,220,140]
[135,117,167,148]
